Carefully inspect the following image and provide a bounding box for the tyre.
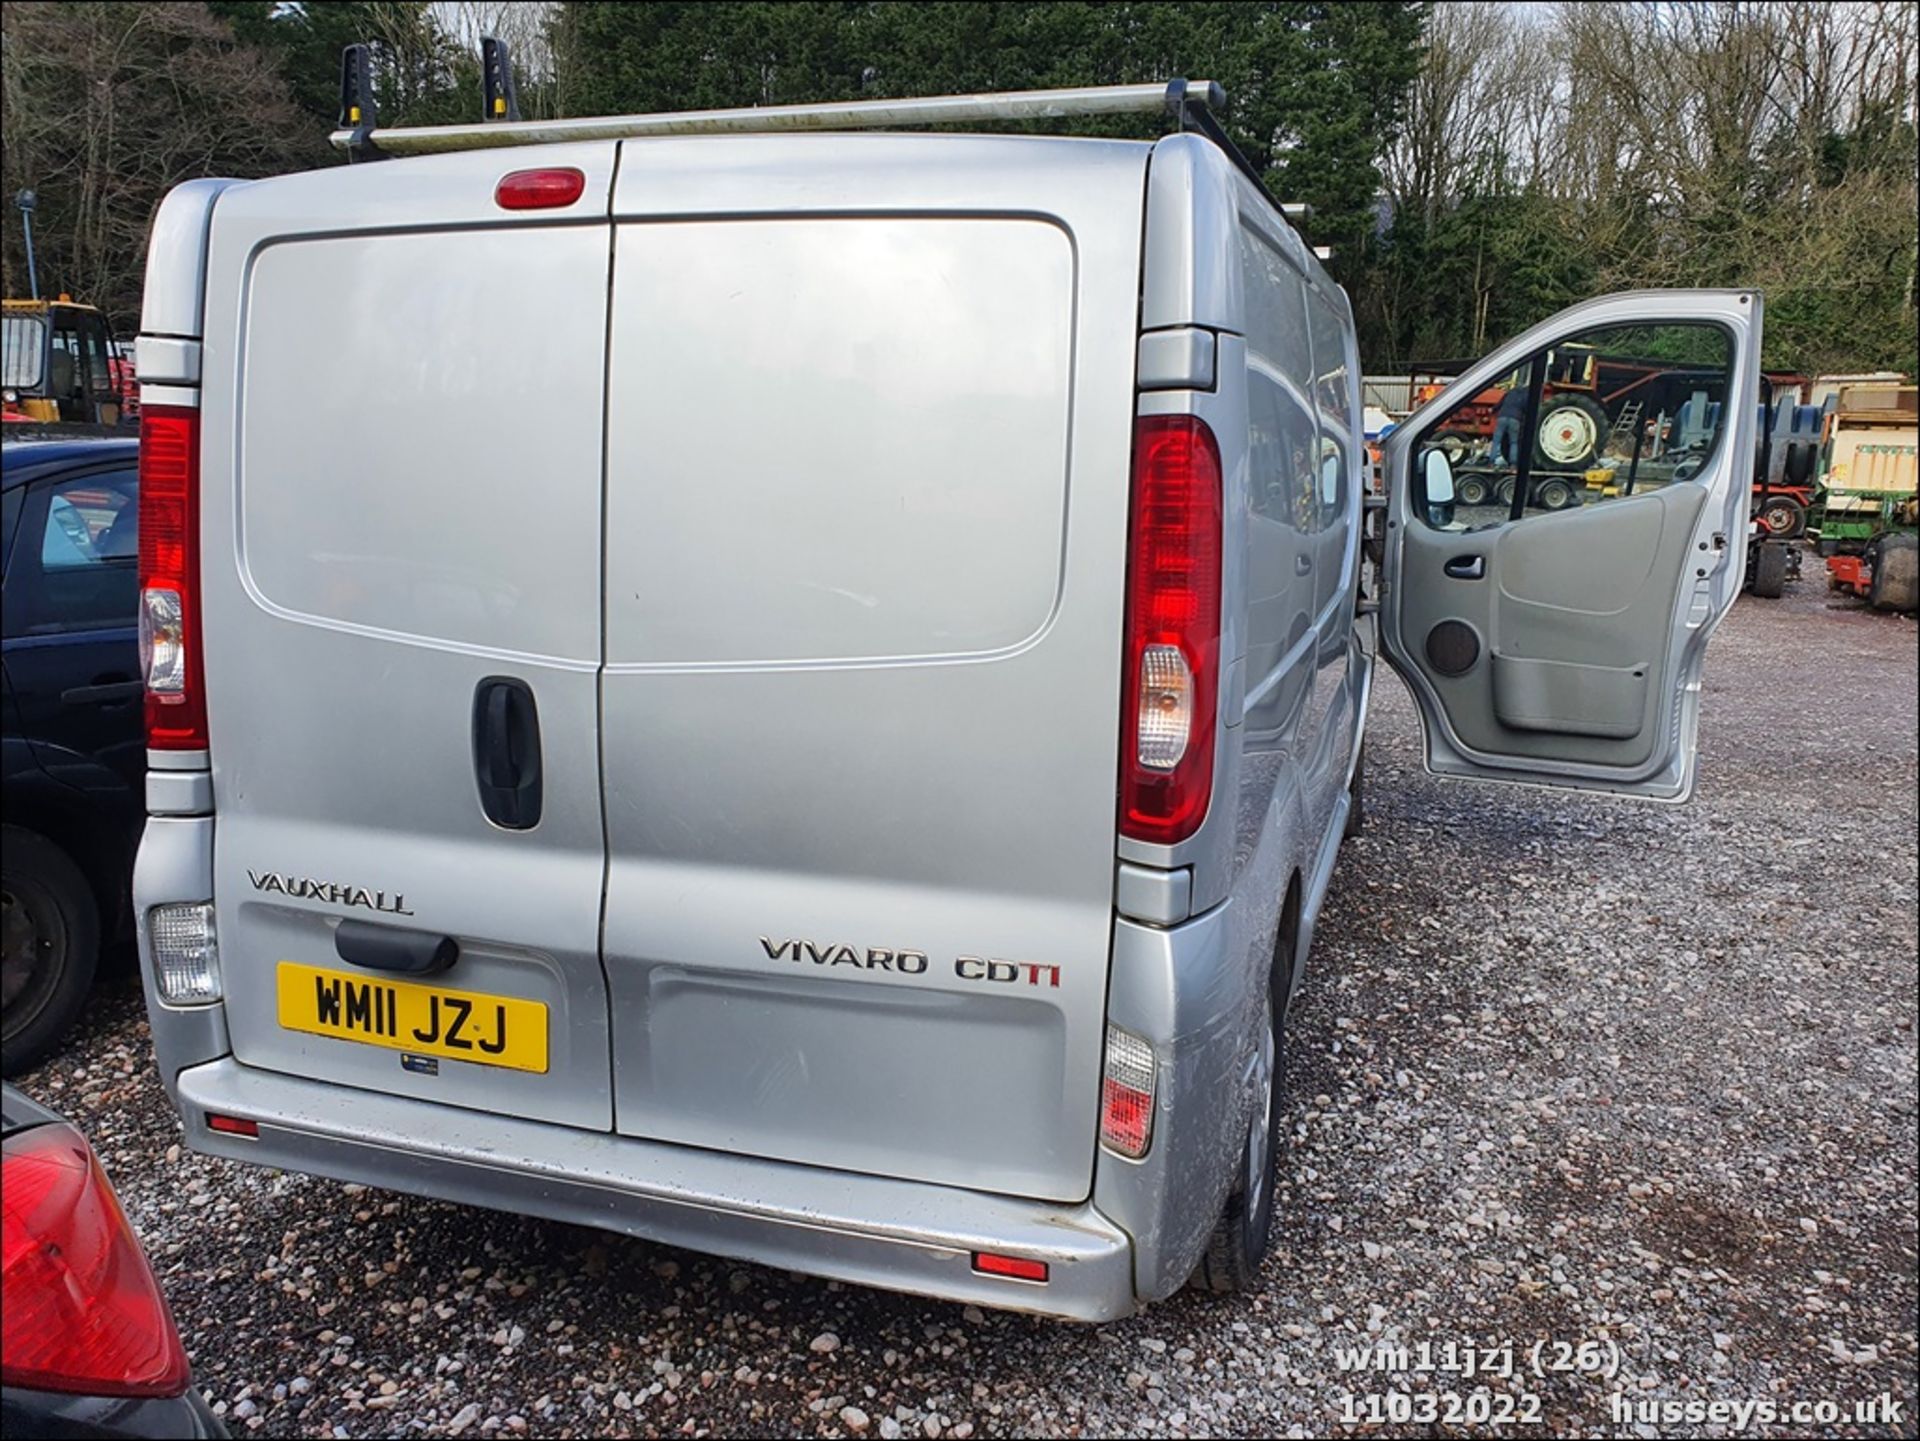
[1868,533,1918,612]
[1457,474,1490,506]
[1496,476,1517,508]
[1535,477,1576,511]
[1190,908,1290,1294]
[1433,430,1476,464]
[1,827,100,1077]
[1533,395,1609,468]
[1750,541,1788,599]
[1343,742,1365,840]
[1756,494,1806,539]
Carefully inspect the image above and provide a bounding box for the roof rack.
[328,41,1306,237]
[333,75,1225,158]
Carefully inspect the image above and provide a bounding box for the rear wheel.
[1749,542,1788,599]
[1535,477,1576,511]
[1868,533,1918,612]
[1757,494,1806,539]
[1190,911,1290,1294]
[1,827,99,1078]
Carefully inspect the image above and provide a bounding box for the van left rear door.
[197,146,617,1128]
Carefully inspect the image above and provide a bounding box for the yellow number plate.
[276,962,548,1074]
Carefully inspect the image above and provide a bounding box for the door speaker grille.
[1425,620,1480,676]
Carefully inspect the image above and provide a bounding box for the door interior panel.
[1396,485,1708,768]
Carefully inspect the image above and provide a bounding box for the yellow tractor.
[1,296,131,428]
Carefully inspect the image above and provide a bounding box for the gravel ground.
[17,577,1918,1439]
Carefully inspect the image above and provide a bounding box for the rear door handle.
[472,677,542,829]
[1444,555,1486,580]
[334,918,458,975]
[61,678,143,705]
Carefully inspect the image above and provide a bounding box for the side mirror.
[1421,447,1456,528]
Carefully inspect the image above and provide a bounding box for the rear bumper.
[173,1058,1138,1321]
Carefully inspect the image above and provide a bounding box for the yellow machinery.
[1,296,128,427]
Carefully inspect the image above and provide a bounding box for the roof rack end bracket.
[481,36,522,123]
[337,43,384,163]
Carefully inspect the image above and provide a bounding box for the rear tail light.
[1100,1024,1156,1159]
[1,1122,190,1398]
[147,902,220,1004]
[1120,414,1221,843]
[137,405,206,750]
[972,1252,1049,1283]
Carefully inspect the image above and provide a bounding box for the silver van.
[130,81,1760,1320]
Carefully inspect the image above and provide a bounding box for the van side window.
[1248,364,1318,531]
[1306,291,1354,530]
[1412,323,1735,530]
[1239,226,1318,533]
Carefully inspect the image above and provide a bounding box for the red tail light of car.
[0,1122,190,1398]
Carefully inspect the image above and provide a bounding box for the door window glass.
[1413,323,1734,530]
[26,469,138,632]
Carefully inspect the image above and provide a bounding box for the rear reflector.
[495,167,586,210]
[137,405,206,750]
[147,902,220,1004]
[0,1122,190,1397]
[1100,1024,1156,1159]
[1119,414,1221,844]
[972,1252,1049,1283]
[205,1115,257,1138]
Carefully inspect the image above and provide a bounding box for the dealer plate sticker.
[276,962,548,1073]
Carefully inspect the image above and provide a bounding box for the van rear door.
[198,146,617,1128]
[598,137,1147,1202]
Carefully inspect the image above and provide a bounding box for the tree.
[207,1,469,131]
[0,1,320,333]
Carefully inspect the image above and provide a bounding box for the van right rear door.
[598,136,1149,1203]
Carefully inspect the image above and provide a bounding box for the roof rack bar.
[329,79,1223,157]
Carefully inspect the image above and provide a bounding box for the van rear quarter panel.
[599,136,1148,1204]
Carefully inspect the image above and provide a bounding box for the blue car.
[2,434,143,1074]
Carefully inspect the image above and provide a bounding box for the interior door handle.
[1444,555,1486,580]
[472,677,542,829]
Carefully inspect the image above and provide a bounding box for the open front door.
[1380,290,1762,801]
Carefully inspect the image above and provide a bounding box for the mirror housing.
[1420,447,1456,528]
